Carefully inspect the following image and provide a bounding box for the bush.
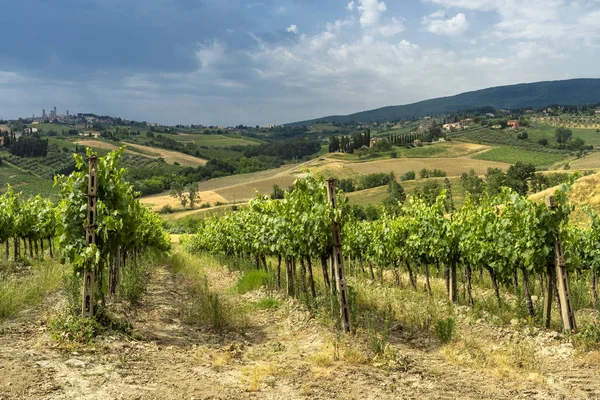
[538,138,548,146]
[390,151,397,158]
[48,313,103,344]
[160,204,174,214]
[400,171,416,181]
[575,320,600,349]
[199,202,211,209]
[434,317,455,344]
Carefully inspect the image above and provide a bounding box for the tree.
[187,183,201,209]
[461,169,484,203]
[170,182,188,209]
[506,162,536,195]
[383,180,406,214]
[485,168,507,197]
[271,184,285,199]
[555,127,572,144]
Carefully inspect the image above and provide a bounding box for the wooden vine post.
[545,195,576,332]
[82,156,98,317]
[326,178,351,333]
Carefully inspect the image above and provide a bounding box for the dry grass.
[348,157,509,178]
[126,143,207,167]
[571,153,600,170]
[140,191,227,211]
[440,334,541,381]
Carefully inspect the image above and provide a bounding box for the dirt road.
[1,260,599,399]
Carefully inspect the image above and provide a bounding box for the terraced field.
[570,152,600,169]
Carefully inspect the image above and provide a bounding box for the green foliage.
[400,171,416,181]
[419,168,446,179]
[271,184,285,199]
[434,317,455,344]
[48,313,104,344]
[235,269,271,294]
[574,319,600,350]
[473,146,566,167]
[555,127,573,144]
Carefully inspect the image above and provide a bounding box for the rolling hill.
[287,78,600,125]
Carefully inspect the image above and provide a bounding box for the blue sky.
[0,0,599,125]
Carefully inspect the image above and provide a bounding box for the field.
[346,157,509,177]
[347,177,466,208]
[472,146,569,167]
[173,133,262,147]
[0,162,57,198]
[329,142,490,161]
[141,190,228,212]
[142,150,510,210]
[125,143,207,167]
[571,152,600,169]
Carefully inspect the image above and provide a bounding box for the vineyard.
[1,148,171,316]
[5,150,600,398]
[181,174,600,334]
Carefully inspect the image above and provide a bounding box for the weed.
[248,297,281,311]
[574,319,600,350]
[235,269,270,294]
[434,317,455,344]
[0,259,64,320]
[48,313,103,345]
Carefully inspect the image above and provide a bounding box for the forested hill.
[287,78,600,126]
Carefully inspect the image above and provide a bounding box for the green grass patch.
[472,146,567,167]
[235,269,271,294]
[248,297,281,310]
[0,258,65,320]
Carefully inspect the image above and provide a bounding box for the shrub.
[575,320,600,349]
[160,204,174,214]
[48,313,104,344]
[390,151,397,158]
[199,202,211,209]
[434,317,455,344]
[400,171,416,181]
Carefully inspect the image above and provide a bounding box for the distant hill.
[287,79,600,126]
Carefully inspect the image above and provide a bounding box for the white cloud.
[422,12,468,36]
[286,24,298,34]
[379,17,404,37]
[357,0,387,27]
[347,1,354,11]
[196,40,225,69]
[426,0,600,44]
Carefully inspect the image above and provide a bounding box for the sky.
[0,0,599,126]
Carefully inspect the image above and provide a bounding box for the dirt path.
[1,261,600,399]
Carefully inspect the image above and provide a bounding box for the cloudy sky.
[1,0,599,125]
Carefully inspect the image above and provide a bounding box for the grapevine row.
[182,175,599,331]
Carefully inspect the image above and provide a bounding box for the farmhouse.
[461,118,473,124]
[507,120,520,129]
[414,139,423,146]
[443,122,462,132]
[23,127,38,134]
[595,109,600,114]
[492,124,502,129]
[0,136,4,147]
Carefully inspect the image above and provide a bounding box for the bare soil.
[2,261,600,399]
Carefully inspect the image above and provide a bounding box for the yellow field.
[297,156,510,182]
[126,143,207,167]
[141,191,227,211]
